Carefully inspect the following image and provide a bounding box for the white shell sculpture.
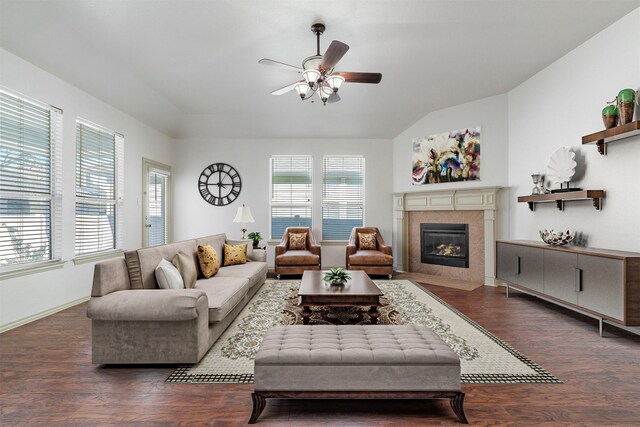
[547,147,577,184]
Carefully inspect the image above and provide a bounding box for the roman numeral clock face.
[198,163,242,206]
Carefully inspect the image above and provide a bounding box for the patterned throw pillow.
[223,243,247,266]
[197,244,220,278]
[289,232,307,250]
[358,232,377,250]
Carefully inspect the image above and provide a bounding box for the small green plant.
[323,267,351,285]
[247,231,263,248]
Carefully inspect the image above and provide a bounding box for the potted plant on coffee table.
[247,231,263,249]
[323,267,351,286]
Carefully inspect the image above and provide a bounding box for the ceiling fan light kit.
[260,22,382,106]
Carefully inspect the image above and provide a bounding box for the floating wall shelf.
[582,120,640,155]
[517,190,605,211]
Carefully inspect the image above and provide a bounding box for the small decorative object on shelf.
[539,229,575,246]
[531,173,543,195]
[617,88,637,125]
[323,267,351,286]
[247,231,263,249]
[602,105,619,129]
[547,147,580,193]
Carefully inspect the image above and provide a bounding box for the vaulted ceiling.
[1,0,638,139]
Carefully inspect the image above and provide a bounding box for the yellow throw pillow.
[358,232,377,250]
[289,232,307,250]
[197,244,220,278]
[223,243,247,266]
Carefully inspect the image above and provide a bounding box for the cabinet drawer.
[577,255,624,321]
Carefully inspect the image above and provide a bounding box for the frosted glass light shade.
[294,82,310,99]
[302,69,321,86]
[233,205,255,223]
[326,75,345,92]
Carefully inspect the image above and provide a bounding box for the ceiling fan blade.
[327,93,341,104]
[334,71,382,84]
[270,81,301,95]
[320,40,349,72]
[259,58,302,72]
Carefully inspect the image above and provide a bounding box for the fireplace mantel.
[392,187,502,286]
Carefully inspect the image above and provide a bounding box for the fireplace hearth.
[420,223,469,268]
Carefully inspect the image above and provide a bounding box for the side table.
[252,247,267,263]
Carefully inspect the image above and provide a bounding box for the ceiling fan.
[259,23,382,105]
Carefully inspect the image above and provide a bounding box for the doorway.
[142,158,172,247]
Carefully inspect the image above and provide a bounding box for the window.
[322,156,365,240]
[0,89,62,269]
[269,156,312,240]
[75,120,123,256]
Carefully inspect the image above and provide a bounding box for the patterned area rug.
[167,279,560,384]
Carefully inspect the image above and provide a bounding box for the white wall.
[393,94,510,194]
[0,48,175,329]
[172,138,394,267]
[508,8,640,252]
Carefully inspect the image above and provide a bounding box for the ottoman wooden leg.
[249,392,266,424]
[302,306,313,324]
[368,306,380,324]
[450,392,468,424]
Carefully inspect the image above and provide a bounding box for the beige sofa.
[87,234,267,364]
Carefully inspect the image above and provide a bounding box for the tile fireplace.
[420,223,469,268]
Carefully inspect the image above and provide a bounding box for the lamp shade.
[294,82,311,99]
[233,205,255,223]
[326,75,345,92]
[302,69,321,86]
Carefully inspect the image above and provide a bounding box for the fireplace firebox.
[420,223,469,268]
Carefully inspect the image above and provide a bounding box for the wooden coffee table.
[298,270,384,324]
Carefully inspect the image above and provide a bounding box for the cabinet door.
[496,243,518,284]
[543,250,578,304]
[577,255,624,321]
[517,246,544,292]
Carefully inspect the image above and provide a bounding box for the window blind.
[148,169,168,247]
[0,89,62,268]
[75,121,123,256]
[270,156,312,239]
[322,156,365,240]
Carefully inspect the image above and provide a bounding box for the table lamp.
[233,204,255,239]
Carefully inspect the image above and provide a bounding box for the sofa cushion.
[348,251,393,266]
[195,234,227,269]
[197,244,220,278]
[195,277,250,322]
[223,243,247,266]
[87,289,206,321]
[215,261,268,288]
[358,232,377,250]
[128,240,198,289]
[275,250,320,266]
[172,250,198,288]
[289,232,307,250]
[155,259,185,289]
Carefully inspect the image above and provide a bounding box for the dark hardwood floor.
[1,279,639,426]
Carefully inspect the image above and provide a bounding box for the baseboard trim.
[0,296,90,334]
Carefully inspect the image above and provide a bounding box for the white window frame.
[321,155,365,242]
[0,87,63,276]
[74,119,124,259]
[269,155,313,241]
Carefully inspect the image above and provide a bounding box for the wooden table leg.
[368,306,380,324]
[302,306,312,325]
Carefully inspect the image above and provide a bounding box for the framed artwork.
[412,126,481,185]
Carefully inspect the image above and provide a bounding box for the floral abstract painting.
[412,126,481,185]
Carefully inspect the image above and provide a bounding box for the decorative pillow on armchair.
[223,243,247,266]
[358,232,377,250]
[197,244,220,278]
[289,232,307,250]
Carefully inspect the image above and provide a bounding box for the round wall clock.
[198,163,242,206]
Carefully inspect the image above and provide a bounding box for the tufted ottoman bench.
[249,324,468,423]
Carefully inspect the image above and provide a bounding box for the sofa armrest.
[92,258,130,297]
[87,289,207,322]
[345,244,357,268]
[378,243,392,256]
[275,242,287,257]
[308,244,321,257]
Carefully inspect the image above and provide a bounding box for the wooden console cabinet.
[496,240,640,335]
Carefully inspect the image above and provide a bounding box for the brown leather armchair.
[346,227,393,278]
[275,227,321,278]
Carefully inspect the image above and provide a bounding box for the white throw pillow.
[155,259,185,289]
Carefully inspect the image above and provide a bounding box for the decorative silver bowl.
[539,229,575,246]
